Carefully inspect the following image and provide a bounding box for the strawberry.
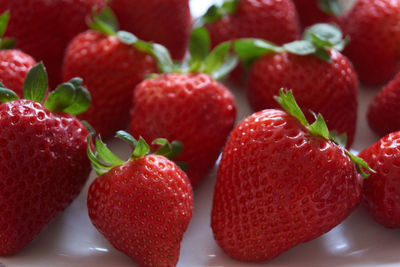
[0,63,92,255]
[200,0,301,83]
[109,0,191,60]
[367,72,400,136]
[234,23,358,147]
[0,11,36,97]
[359,131,400,228]
[340,0,400,85]
[87,132,193,267]
[129,27,237,186]
[62,8,159,139]
[211,90,371,262]
[293,0,341,28]
[0,0,106,88]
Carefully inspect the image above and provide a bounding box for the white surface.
[3,0,400,266]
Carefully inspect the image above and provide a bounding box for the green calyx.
[88,130,186,175]
[234,23,348,67]
[0,62,91,115]
[0,10,16,49]
[318,0,343,16]
[196,0,240,26]
[274,89,375,178]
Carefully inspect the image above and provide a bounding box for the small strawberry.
[211,90,371,262]
[87,132,193,267]
[200,0,301,83]
[130,27,237,186]
[367,72,400,136]
[0,11,36,97]
[0,0,106,88]
[109,0,191,60]
[359,131,400,228]
[293,0,341,28]
[0,63,92,255]
[234,23,358,147]
[340,0,400,85]
[62,8,160,139]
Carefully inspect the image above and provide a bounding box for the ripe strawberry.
[87,132,193,267]
[367,72,400,136]
[0,11,36,97]
[201,0,300,83]
[359,131,400,228]
[340,0,400,85]
[211,90,371,262]
[293,0,341,28]
[110,0,191,60]
[235,23,358,147]
[0,63,92,255]
[62,9,159,139]
[0,0,106,87]
[130,27,237,186]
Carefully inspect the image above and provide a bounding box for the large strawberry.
[340,0,400,86]
[367,72,400,136]
[63,8,160,139]
[211,90,371,262]
[0,0,106,88]
[359,131,400,228]
[0,11,36,97]
[0,63,92,255]
[234,23,358,147]
[293,0,341,28]
[129,27,237,186]
[109,0,191,60]
[87,132,193,267]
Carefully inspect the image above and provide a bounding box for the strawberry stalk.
[234,23,349,66]
[0,62,91,115]
[87,131,186,175]
[275,89,374,178]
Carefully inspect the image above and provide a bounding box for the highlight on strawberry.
[86,131,193,267]
[0,62,91,255]
[129,26,238,186]
[234,23,358,147]
[212,89,372,262]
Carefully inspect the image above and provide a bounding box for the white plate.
[2,1,400,266]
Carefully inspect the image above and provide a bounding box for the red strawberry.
[0,63,92,255]
[367,72,400,136]
[129,27,237,186]
[87,132,193,267]
[211,90,370,262]
[293,0,341,28]
[359,131,400,228]
[62,9,159,139]
[340,0,400,85]
[202,0,301,83]
[110,0,191,60]
[0,0,106,88]
[235,23,358,147]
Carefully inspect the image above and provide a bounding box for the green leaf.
[95,137,124,165]
[87,135,113,175]
[176,161,189,172]
[89,7,118,36]
[330,130,347,148]
[304,23,343,47]
[314,47,331,62]
[318,0,343,16]
[0,38,16,49]
[211,55,238,80]
[274,89,308,127]
[283,40,316,55]
[23,62,48,103]
[233,39,283,67]
[0,10,10,39]
[117,30,138,45]
[44,82,75,112]
[200,0,239,25]
[115,130,138,147]
[153,139,183,159]
[0,86,18,103]
[62,83,91,115]
[204,41,231,74]
[333,38,349,51]
[134,40,176,73]
[345,151,375,178]
[81,120,95,135]
[132,137,150,158]
[189,27,210,64]
[308,113,330,139]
